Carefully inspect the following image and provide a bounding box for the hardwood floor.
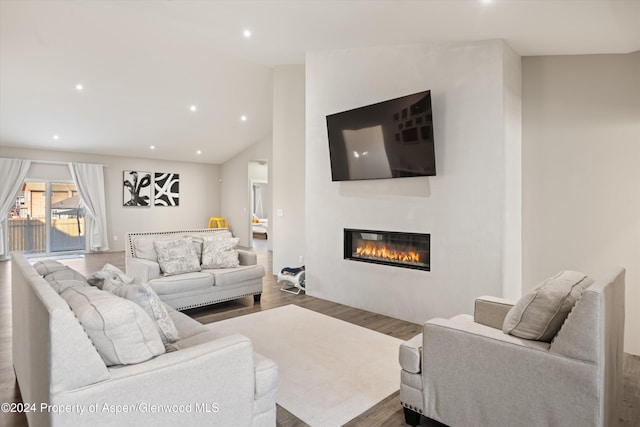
[1,250,639,426]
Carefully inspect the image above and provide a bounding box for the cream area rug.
[205,304,403,427]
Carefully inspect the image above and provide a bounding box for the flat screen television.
[326,90,436,181]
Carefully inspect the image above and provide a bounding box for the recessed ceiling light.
[481,0,493,4]
[243,29,252,38]
[240,115,247,122]
[190,105,197,112]
[75,83,83,91]
[150,145,155,150]
[52,135,60,140]
[196,150,202,155]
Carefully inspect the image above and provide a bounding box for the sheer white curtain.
[0,158,31,256]
[69,162,110,251]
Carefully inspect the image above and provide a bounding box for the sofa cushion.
[134,235,209,263]
[204,265,265,287]
[87,263,134,291]
[112,284,181,350]
[201,237,240,269]
[132,235,169,261]
[167,305,208,339]
[33,259,67,275]
[60,286,165,366]
[503,270,593,342]
[148,271,214,295]
[154,238,201,276]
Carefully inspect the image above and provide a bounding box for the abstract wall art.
[154,172,180,206]
[123,170,151,207]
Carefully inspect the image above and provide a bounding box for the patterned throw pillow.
[112,284,181,351]
[202,237,240,269]
[153,238,201,276]
[87,263,135,292]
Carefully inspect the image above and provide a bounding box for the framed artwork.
[123,170,151,207]
[154,172,180,206]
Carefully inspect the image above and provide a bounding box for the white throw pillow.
[201,237,240,269]
[503,270,593,342]
[61,286,165,366]
[87,263,134,291]
[154,238,201,276]
[112,284,181,351]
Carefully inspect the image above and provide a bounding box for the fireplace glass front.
[344,229,430,271]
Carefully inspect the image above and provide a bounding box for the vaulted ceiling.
[1,0,638,164]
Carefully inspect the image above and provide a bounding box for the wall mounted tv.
[326,90,436,182]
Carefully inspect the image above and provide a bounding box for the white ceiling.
[1,0,639,164]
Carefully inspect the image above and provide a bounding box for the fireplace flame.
[354,242,421,264]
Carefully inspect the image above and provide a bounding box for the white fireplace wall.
[305,40,521,324]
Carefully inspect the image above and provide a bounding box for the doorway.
[6,181,85,256]
[248,160,269,252]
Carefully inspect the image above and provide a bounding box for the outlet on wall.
[299,255,304,263]
[113,235,118,241]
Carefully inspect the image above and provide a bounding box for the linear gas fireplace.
[344,229,430,271]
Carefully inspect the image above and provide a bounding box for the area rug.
[205,304,403,427]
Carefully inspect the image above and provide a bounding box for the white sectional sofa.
[11,252,277,427]
[125,228,265,311]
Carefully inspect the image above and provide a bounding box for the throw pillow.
[153,238,201,276]
[48,279,89,294]
[60,286,165,366]
[43,266,86,283]
[503,270,593,342]
[112,284,181,351]
[201,237,240,269]
[33,259,67,276]
[87,263,134,292]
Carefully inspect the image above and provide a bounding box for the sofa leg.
[403,407,421,426]
[253,294,262,303]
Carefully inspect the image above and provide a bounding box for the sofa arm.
[238,249,257,266]
[53,334,263,426]
[473,296,515,330]
[125,257,161,283]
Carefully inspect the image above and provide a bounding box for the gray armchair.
[399,268,625,427]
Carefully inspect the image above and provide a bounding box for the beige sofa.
[11,252,278,427]
[125,228,265,311]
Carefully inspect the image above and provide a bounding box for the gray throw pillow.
[33,259,67,276]
[503,270,593,342]
[60,286,165,366]
[44,266,86,282]
[154,238,201,276]
[87,263,134,291]
[112,284,181,351]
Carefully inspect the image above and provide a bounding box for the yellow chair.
[207,217,228,229]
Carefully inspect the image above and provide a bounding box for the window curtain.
[69,162,110,251]
[0,158,31,256]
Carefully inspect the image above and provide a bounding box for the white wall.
[522,52,640,355]
[220,136,272,248]
[272,65,306,273]
[0,146,220,252]
[305,40,521,324]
